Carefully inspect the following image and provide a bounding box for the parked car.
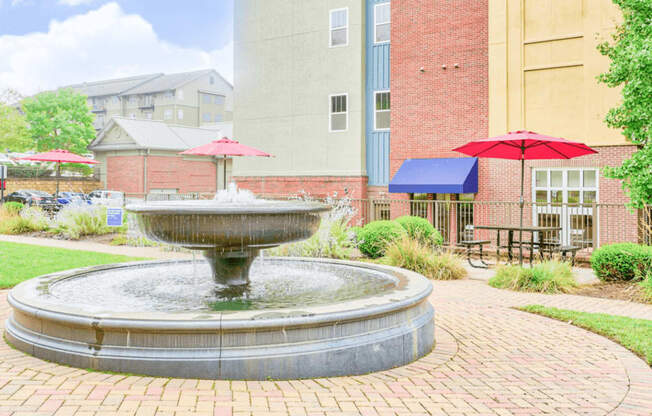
[2,190,61,211]
[56,192,90,206]
[88,190,125,206]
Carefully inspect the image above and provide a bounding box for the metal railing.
[124,192,650,251]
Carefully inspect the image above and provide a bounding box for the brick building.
[232,0,637,247]
[88,117,232,195]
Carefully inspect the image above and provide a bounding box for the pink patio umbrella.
[452,130,597,265]
[17,149,99,195]
[180,137,272,190]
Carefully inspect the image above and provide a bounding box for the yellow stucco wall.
[489,0,626,146]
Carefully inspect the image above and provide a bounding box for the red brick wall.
[233,176,368,199]
[107,156,144,194]
[147,156,217,193]
[390,0,488,188]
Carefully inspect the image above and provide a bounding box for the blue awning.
[389,158,478,194]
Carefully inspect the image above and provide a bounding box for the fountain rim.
[125,200,331,215]
[8,258,433,331]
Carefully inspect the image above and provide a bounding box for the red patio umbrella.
[453,131,597,265]
[18,149,99,195]
[180,137,272,190]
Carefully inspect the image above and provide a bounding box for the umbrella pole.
[223,155,227,190]
[519,152,525,266]
[56,162,61,196]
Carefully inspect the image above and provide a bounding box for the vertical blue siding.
[365,0,391,186]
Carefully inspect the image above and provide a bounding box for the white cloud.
[0,2,233,95]
[58,0,94,6]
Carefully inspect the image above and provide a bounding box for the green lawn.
[0,242,148,289]
[519,305,652,366]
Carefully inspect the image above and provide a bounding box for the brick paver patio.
[1,279,651,416]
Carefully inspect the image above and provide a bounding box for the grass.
[0,241,149,289]
[489,261,577,294]
[384,236,467,280]
[519,305,652,366]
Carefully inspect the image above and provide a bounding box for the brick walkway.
[1,279,650,416]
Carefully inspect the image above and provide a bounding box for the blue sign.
[107,208,123,227]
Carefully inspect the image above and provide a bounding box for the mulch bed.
[573,282,651,305]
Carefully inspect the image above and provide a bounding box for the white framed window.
[164,109,173,120]
[209,76,215,85]
[177,109,184,120]
[329,93,348,132]
[202,94,212,104]
[533,168,598,205]
[374,2,391,44]
[202,112,212,122]
[214,114,223,122]
[164,91,174,99]
[329,8,348,47]
[374,91,390,130]
[215,95,225,105]
[177,89,184,101]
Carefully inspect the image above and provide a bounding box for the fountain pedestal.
[203,248,260,286]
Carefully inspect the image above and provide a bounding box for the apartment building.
[66,69,233,131]
[233,0,636,246]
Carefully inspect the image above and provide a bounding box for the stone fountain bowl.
[126,200,331,250]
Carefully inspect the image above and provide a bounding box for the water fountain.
[5,187,435,379]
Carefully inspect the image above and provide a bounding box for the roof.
[120,69,217,95]
[88,117,225,152]
[389,158,479,194]
[64,73,162,97]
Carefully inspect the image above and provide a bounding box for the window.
[145,112,153,120]
[329,94,348,132]
[128,95,137,104]
[164,109,173,120]
[215,95,225,105]
[209,76,215,85]
[214,114,223,123]
[329,8,348,47]
[375,3,390,43]
[202,94,212,104]
[164,91,174,99]
[374,91,390,130]
[533,168,598,205]
[177,109,184,120]
[177,90,184,101]
[202,112,212,122]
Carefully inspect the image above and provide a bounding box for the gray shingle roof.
[65,74,162,97]
[89,117,223,152]
[119,69,215,95]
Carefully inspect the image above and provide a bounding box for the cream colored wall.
[489,0,625,146]
[233,0,366,177]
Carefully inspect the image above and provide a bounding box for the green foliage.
[597,0,652,207]
[6,165,54,178]
[0,207,49,235]
[2,202,24,216]
[639,269,652,302]
[357,220,406,258]
[590,243,652,281]
[0,241,147,289]
[489,261,577,294]
[520,305,652,365]
[385,236,466,280]
[0,103,31,151]
[395,216,443,246]
[22,89,95,155]
[51,205,120,240]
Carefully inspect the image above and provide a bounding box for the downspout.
[143,149,150,197]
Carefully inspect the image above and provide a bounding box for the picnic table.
[473,225,562,265]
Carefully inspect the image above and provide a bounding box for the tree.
[22,88,95,155]
[598,0,652,208]
[0,103,32,152]
[0,88,24,106]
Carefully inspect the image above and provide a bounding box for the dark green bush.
[357,220,406,258]
[590,243,652,281]
[395,216,443,246]
[2,202,24,215]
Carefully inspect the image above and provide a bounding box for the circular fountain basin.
[5,258,434,380]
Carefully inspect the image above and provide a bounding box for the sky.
[0,0,234,95]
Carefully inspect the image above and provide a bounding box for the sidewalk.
[0,234,192,260]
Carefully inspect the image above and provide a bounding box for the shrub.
[395,216,443,246]
[268,195,358,259]
[638,269,652,303]
[385,236,466,280]
[591,243,652,281]
[51,205,119,240]
[489,261,577,294]
[357,220,406,258]
[0,207,50,234]
[2,202,24,216]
